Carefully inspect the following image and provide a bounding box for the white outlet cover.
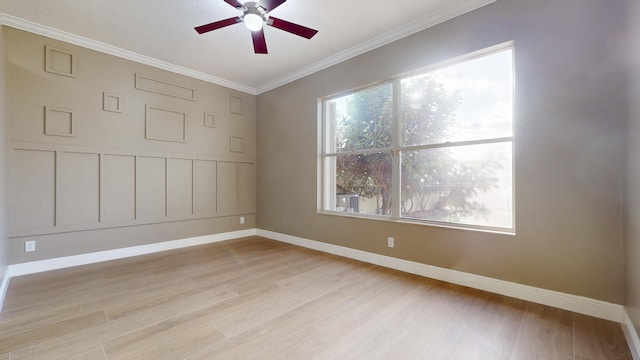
[240,216,245,224]
[25,240,36,252]
[387,237,395,248]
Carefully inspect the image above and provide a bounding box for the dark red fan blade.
[267,17,318,39]
[195,17,241,34]
[224,0,243,9]
[251,29,268,54]
[260,0,286,12]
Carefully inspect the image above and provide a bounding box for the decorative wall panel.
[9,144,255,236]
[194,160,217,215]
[45,106,74,137]
[217,161,238,213]
[12,149,56,229]
[57,152,100,225]
[239,162,256,212]
[167,158,193,217]
[230,135,244,153]
[102,154,136,222]
[45,45,76,77]
[145,105,187,143]
[103,92,122,113]
[230,94,244,114]
[204,112,215,128]
[135,74,196,101]
[137,156,167,219]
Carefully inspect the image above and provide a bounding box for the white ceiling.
[0,0,493,94]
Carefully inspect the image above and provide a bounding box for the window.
[321,46,514,231]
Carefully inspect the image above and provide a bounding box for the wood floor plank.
[102,306,227,360]
[0,237,633,359]
[574,313,632,360]
[440,293,528,360]
[52,345,108,360]
[510,302,574,360]
[0,310,108,355]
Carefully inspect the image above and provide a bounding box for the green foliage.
[334,76,501,220]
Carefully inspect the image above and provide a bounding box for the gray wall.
[0,27,8,281]
[5,27,257,264]
[257,0,627,303]
[625,0,640,337]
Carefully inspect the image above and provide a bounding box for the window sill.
[318,210,516,236]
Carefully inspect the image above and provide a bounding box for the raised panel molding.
[44,106,74,137]
[230,94,244,114]
[194,160,217,215]
[45,45,76,77]
[103,92,122,113]
[230,135,244,153]
[239,162,256,211]
[204,112,216,128]
[101,154,136,222]
[57,152,100,225]
[167,158,194,217]
[135,73,196,101]
[8,143,255,237]
[137,156,167,219]
[217,162,238,213]
[145,105,187,143]
[12,149,56,230]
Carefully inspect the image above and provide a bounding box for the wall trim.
[8,229,256,278]
[256,229,624,323]
[622,310,640,360]
[255,0,496,94]
[1,226,635,354]
[0,0,496,96]
[0,14,256,95]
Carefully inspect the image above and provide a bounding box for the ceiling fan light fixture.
[243,11,264,31]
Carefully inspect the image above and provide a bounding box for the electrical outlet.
[240,216,245,224]
[25,240,36,252]
[387,237,395,248]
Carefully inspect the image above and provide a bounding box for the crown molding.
[0,14,258,95]
[0,0,495,96]
[255,0,496,94]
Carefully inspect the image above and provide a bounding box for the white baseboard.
[8,229,257,278]
[1,227,634,352]
[623,310,640,360]
[257,229,624,323]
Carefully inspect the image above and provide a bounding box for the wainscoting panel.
[101,154,136,223]
[194,160,217,216]
[218,161,238,213]
[57,152,100,225]
[239,162,255,212]
[167,158,193,217]
[137,156,167,219]
[12,149,56,229]
[9,143,256,237]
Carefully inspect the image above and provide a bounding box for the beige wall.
[257,0,627,303]
[5,27,256,263]
[0,26,8,279]
[625,0,640,336]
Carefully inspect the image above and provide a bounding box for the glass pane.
[325,83,393,153]
[401,49,513,146]
[327,152,393,216]
[400,142,512,228]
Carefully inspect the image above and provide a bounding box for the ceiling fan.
[195,0,318,54]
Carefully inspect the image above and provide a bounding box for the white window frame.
[319,43,515,234]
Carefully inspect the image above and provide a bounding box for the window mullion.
[391,79,402,220]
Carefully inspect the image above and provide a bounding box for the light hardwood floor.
[0,236,632,359]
